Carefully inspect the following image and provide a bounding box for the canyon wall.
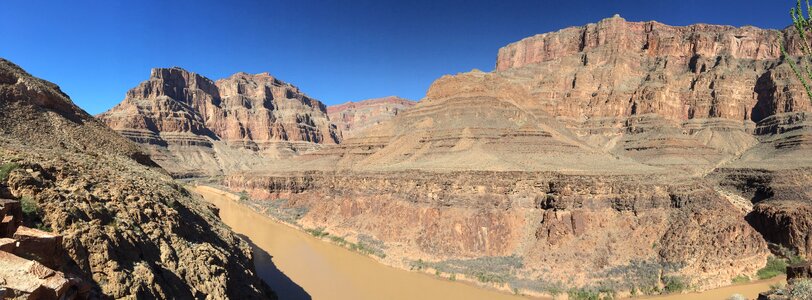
[0,58,274,299]
[223,16,812,296]
[327,96,416,138]
[99,68,340,177]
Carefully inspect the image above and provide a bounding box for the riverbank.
[190,184,785,300]
[190,185,530,300]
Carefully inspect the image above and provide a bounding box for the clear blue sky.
[0,0,792,114]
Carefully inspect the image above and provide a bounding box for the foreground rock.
[224,16,811,297]
[0,58,274,298]
[98,68,340,177]
[327,96,416,138]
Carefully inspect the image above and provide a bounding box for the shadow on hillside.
[239,234,312,300]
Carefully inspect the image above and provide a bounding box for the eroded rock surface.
[0,58,274,299]
[99,68,340,177]
[327,96,416,138]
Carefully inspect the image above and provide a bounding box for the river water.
[191,185,784,300]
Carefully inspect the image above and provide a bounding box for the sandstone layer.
[99,68,340,177]
[0,58,274,299]
[223,16,812,297]
[327,96,416,138]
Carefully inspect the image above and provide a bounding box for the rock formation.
[222,16,812,297]
[99,68,340,177]
[0,58,274,299]
[327,96,416,138]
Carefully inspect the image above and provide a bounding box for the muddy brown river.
[191,185,784,300]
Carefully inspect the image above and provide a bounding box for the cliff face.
[0,58,274,299]
[327,96,416,138]
[224,16,812,296]
[99,68,340,177]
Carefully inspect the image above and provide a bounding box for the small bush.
[20,196,38,217]
[567,288,602,300]
[727,294,746,300]
[449,273,456,281]
[731,275,750,284]
[663,276,687,294]
[473,271,505,284]
[757,256,788,280]
[329,235,347,246]
[238,191,249,201]
[790,279,812,300]
[305,227,329,238]
[410,259,428,271]
[0,162,20,181]
[776,244,806,265]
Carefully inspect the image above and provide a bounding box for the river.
[191,185,784,300]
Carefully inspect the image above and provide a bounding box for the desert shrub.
[758,256,788,280]
[473,271,506,284]
[238,190,249,201]
[20,196,47,230]
[662,275,687,294]
[410,259,429,271]
[508,277,567,296]
[20,196,38,217]
[358,234,387,251]
[248,198,308,224]
[790,279,812,300]
[305,227,329,238]
[731,275,750,284]
[784,0,812,104]
[431,255,523,276]
[349,240,386,258]
[727,294,746,300]
[601,260,681,294]
[0,162,19,181]
[567,287,615,300]
[777,244,806,265]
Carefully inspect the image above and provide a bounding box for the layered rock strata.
[327,96,416,138]
[99,68,340,177]
[223,16,812,296]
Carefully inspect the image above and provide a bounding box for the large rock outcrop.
[99,68,340,177]
[0,58,274,299]
[223,16,812,297]
[327,96,416,138]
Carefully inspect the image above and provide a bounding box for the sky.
[0,0,794,114]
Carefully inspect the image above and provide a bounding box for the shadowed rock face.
[0,58,274,299]
[223,16,811,296]
[327,96,416,138]
[99,68,340,177]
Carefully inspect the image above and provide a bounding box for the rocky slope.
[327,96,416,138]
[0,58,274,299]
[99,68,340,177]
[223,16,812,297]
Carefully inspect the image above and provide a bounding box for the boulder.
[788,261,812,281]
[0,238,16,253]
[0,251,76,300]
[0,199,22,237]
[11,227,63,270]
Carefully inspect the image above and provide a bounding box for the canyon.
[220,16,811,297]
[85,14,812,299]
